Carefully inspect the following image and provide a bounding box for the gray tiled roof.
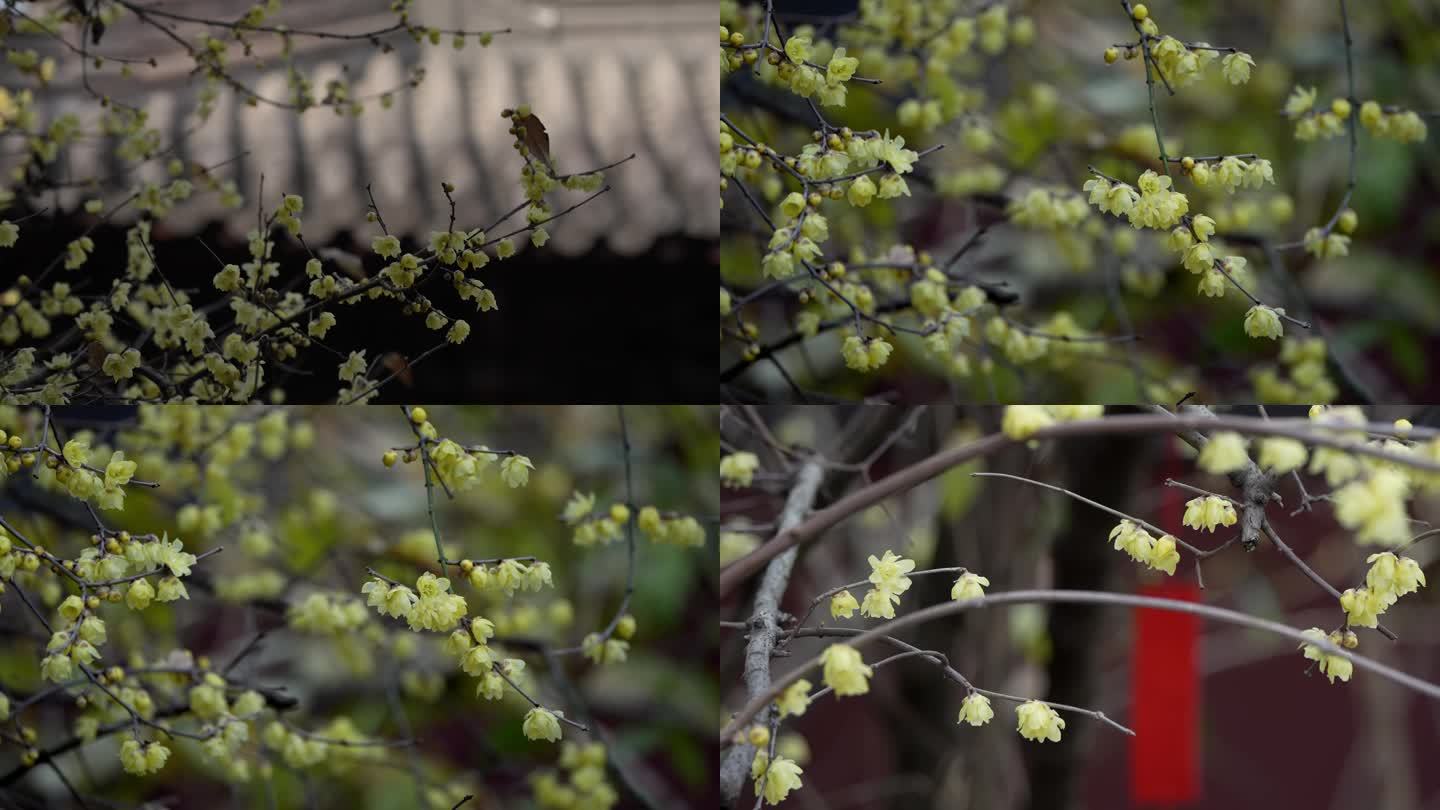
[16,0,718,255]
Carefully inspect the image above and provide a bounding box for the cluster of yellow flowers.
[1201,408,1440,549]
[119,738,171,776]
[3,62,614,402]
[1285,87,1428,144]
[720,452,761,488]
[751,750,805,806]
[840,335,894,373]
[1182,495,1238,532]
[1084,169,1197,231]
[1104,6,1255,88]
[531,741,620,809]
[1299,627,1357,683]
[1000,404,1106,441]
[861,550,914,619]
[1109,520,1181,576]
[26,438,140,511]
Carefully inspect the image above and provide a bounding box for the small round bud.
[1337,208,1358,235]
[460,559,475,573]
[1131,3,1148,21]
[609,504,631,524]
[748,725,770,747]
[409,407,428,424]
[107,666,124,683]
[1180,156,1195,172]
[1331,98,1352,119]
[616,614,637,640]
[1342,630,1359,648]
[382,450,398,468]
[1104,47,1118,64]
[86,595,100,610]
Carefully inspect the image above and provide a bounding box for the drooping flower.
[820,644,872,697]
[950,572,990,601]
[777,679,812,719]
[1197,432,1250,475]
[1015,700,1066,742]
[957,693,994,727]
[1182,496,1238,532]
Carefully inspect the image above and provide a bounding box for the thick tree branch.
[719,459,825,808]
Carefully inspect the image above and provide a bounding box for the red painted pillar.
[1129,446,1201,806]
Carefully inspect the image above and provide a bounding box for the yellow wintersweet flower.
[820,644,872,697]
[499,455,534,487]
[372,234,401,259]
[63,439,90,468]
[1001,405,1054,440]
[777,679,812,719]
[720,452,761,488]
[1299,627,1353,683]
[829,589,859,619]
[120,739,170,775]
[783,35,812,64]
[950,572,990,601]
[957,693,994,726]
[1243,305,1284,340]
[1221,52,1254,85]
[1197,432,1249,475]
[826,48,859,84]
[1015,700,1065,742]
[841,336,893,372]
[1109,520,1154,564]
[362,578,417,619]
[1148,535,1180,575]
[755,755,803,805]
[407,573,467,632]
[101,348,142,382]
[1256,437,1307,474]
[104,451,137,489]
[1333,469,1410,545]
[859,587,900,619]
[1338,587,1385,628]
[1365,552,1426,606]
[1182,496,1237,532]
[522,707,563,742]
[867,550,916,595]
